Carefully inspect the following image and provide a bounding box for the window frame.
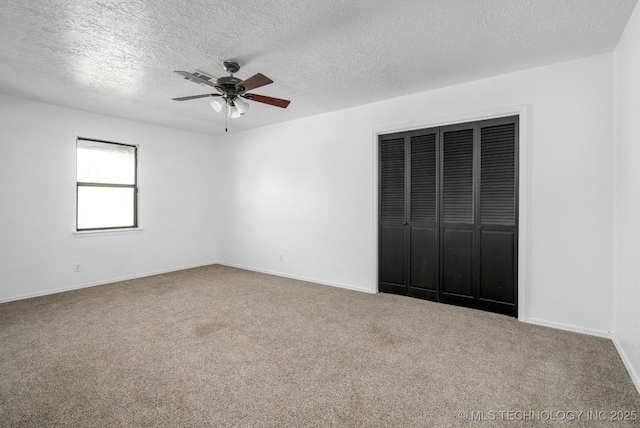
[76,137,139,232]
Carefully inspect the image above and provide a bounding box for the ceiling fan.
[172,61,290,121]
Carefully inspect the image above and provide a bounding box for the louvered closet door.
[378,116,518,317]
[475,117,518,316]
[379,136,407,294]
[408,130,439,300]
[439,124,476,308]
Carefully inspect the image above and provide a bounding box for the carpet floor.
[1,264,639,427]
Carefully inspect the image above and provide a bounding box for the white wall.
[0,94,217,302]
[216,53,615,336]
[614,1,640,392]
[215,116,374,292]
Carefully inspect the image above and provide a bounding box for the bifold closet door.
[439,124,476,308]
[438,118,518,315]
[475,118,518,316]
[378,130,439,299]
[379,136,407,295]
[408,131,438,300]
[378,116,518,317]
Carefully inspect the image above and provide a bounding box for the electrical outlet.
[74,263,81,273]
[279,254,284,262]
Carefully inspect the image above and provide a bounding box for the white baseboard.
[215,261,375,295]
[525,317,612,339]
[0,261,216,304]
[612,336,640,395]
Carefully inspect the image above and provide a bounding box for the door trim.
[372,104,530,321]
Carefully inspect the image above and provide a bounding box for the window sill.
[73,228,144,238]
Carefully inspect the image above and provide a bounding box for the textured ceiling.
[0,0,637,137]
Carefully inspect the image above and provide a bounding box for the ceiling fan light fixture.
[234,97,250,114]
[227,103,242,119]
[210,97,225,113]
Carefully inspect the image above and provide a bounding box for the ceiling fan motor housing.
[216,75,245,97]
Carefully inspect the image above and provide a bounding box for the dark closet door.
[378,116,518,317]
[437,118,518,316]
[379,135,407,295]
[475,117,518,316]
[379,130,439,298]
[439,124,476,308]
[408,130,439,300]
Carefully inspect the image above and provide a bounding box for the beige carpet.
[1,264,638,427]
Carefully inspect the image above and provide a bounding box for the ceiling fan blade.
[247,94,291,108]
[236,73,273,92]
[172,94,219,101]
[174,71,218,88]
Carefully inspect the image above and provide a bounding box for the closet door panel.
[479,230,515,303]
[410,133,437,223]
[442,128,474,224]
[380,225,406,287]
[480,122,516,226]
[380,137,406,223]
[410,226,437,291]
[441,228,474,297]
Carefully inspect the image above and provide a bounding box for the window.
[76,138,138,231]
